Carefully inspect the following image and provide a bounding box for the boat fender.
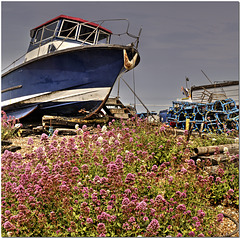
[123,49,138,70]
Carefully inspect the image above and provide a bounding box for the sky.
[1,1,239,113]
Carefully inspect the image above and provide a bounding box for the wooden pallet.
[42,115,109,129]
[104,97,136,119]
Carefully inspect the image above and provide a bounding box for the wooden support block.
[42,115,109,128]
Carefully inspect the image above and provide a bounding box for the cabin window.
[97,30,110,44]
[42,21,58,40]
[35,28,43,43]
[34,21,58,43]
[59,20,78,39]
[78,24,96,44]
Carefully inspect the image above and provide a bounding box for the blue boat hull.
[2,45,139,119]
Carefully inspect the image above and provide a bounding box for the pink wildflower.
[151,165,158,172]
[180,192,187,198]
[168,176,173,183]
[128,216,135,223]
[107,163,118,176]
[72,166,80,175]
[122,197,130,205]
[125,173,135,184]
[197,209,205,218]
[217,213,224,222]
[41,133,48,141]
[187,159,196,167]
[102,157,109,165]
[218,168,225,177]
[125,189,131,194]
[5,210,11,216]
[27,137,34,145]
[155,194,166,204]
[176,204,186,211]
[3,221,15,231]
[192,216,198,222]
[110,215,116,222]
[159,126,165,132]
[135,201,147,211]
[181,167,187,174]
[146,219,160,235]
[195,221,201,227]
[188,231,195,237]
[122,222,131,231]
[82,125,87,130]
[81,164,89,173]
[143,216,149,221]
[97,223,106,234]
[111,194,116,200]
[86,218,93,224]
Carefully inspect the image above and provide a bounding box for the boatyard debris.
[165,98,239,134]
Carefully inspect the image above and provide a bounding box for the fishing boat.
[190,80,239,106]
[1,15,141,119]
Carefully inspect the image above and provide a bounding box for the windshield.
[59,20,78,39]
[78,24,96,44]
[97,30,110,44]
[34,21,58,43]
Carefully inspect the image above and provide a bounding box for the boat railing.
[97,18,141,44]
[39,18,141,51]
[2,18,141,74]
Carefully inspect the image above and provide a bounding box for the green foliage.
[189,133,235,149]
[209,161,239,207]
[1,117,238,237]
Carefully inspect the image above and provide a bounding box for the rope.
[221,212,239,237]
[56,25,78,50]
[2,54,26,72]
[78,25,100,47]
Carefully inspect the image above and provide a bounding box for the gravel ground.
[3,134,239,237]
[216,206,239,237]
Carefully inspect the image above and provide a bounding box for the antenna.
[133,69,136,111]
[201,70,213,84]
[201,70,227,99]
[185,77,189,88]
[117,77,120,99]
[121,77,157,121]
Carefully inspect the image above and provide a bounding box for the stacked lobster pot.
[166,98,239,133]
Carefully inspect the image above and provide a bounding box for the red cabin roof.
[31,15,112,34]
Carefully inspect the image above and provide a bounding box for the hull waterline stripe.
[1,91,51,107]
[2,87,111,107]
